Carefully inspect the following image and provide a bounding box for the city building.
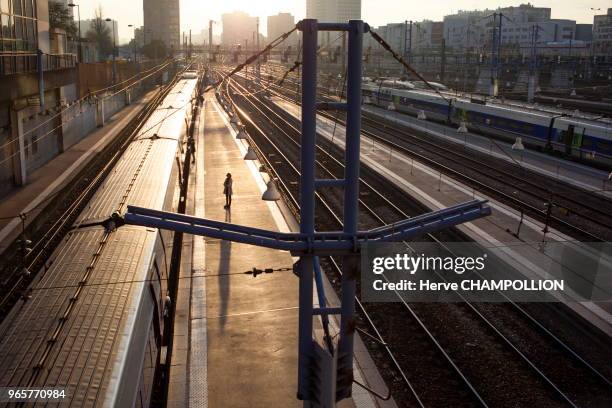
[221,11,258,49]
[443,8,493,50]
[267,13,298,47]
[306,0,361,47]
[133,26,145,49]
[593,8,612,57]
[366,20,444,57]
[442,3,589,56]
[306,0,361,23]
[0,0,78,195]
[368,23,405,54]
[411,20,444,50]
[143,0,180,52]
[575,24,593,42]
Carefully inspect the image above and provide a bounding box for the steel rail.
[258,72,612,387]
[226,70,610,404]
[262,72,609,242]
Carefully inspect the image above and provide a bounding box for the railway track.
[218,71,612,407]
[255,68,612,242]
[0,71,182,320]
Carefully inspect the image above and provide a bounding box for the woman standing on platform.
[223,173,233,208]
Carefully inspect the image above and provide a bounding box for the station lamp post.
[128,24,137,63]
[67,2,82,62]
[105,18,117,84]
[589,8,601,77]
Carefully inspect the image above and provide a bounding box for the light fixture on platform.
[512,137,525,151]
[262,180,281,201]
[236,128,248,140]
[244,146,258,160]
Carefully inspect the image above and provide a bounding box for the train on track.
[362,82,612,168]
[0,75,199,407]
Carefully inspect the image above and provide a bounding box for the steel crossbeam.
[125,200,490,255]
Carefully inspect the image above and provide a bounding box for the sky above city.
[76,0,610,43]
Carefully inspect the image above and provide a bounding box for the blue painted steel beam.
[315,179,345,188]
[337,20,365,400]
[317,23,351,31]
[125,201,491,253]
[313,256,328,310]
[313,307,341,315]
[316,102,347,111]
[297,18,318,401]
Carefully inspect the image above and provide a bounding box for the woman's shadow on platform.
[217,208,232,331]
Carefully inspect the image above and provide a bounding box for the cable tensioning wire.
[202,26,298,94]
[20,266,294,294]
[369,30,451,103]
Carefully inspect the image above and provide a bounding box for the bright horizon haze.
[74,0,610,44]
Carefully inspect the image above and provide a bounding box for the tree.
[49,2,77,38]
[142,40,168,60]
[85,6,113,59]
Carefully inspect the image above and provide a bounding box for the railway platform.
[0,89,158,255]
[275,97,612,337]
[363,104,612,198]
[167,92,395,407]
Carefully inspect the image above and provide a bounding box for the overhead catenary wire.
[0,62,187,204]
[202,26,298,93]
[227,60,303,99]
[0,59,175,154]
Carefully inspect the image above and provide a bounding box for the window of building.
[12,0,21,15]
[0,0,38,53]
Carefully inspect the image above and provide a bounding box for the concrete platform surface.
[167,93,394,407]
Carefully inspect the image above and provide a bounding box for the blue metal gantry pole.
[298,18,318,400]
[124,18,492,406]
[337,19,364,400]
